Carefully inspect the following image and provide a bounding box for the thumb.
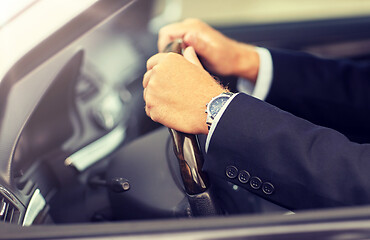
[183,46,203,68]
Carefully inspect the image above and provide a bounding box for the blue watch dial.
[209,96,230,117]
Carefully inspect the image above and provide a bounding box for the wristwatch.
[205,92,234,129]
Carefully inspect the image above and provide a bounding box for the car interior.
[2,0,370,238]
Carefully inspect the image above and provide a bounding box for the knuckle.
[145,71,149,79]
[184,18,200,24]
[158,28,165,38]
[166,52,177,58]
[146,58,152,70]
[159,23,175,33]
[144,88,152,103]
[145,106,150,117]
[145,102,153,117]
[158,26,168,36]
[150,112,159,122]
[166,52,181,61]
[151,65,159,74]
[143,69,153,88]
[142,88,146,101]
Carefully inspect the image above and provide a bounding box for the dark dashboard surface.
[0,0,148,225]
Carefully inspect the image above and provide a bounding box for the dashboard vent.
[0,196,20,224]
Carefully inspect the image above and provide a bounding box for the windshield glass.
[0,0,38,28]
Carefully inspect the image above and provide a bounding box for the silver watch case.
[205,92,234,128]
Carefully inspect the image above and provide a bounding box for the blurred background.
[147,0,370,59]
[152,0,370,26]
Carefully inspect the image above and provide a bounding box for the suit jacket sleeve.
[204,93,370,210]
[265,49,370,143]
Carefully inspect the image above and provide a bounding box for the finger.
[145,104,151,118]
[146,53,166,71]
[142,69,152,88]
[183,46,203,68]
[143,87,147,102]
[183,31,208,58]
[158,24,187,52]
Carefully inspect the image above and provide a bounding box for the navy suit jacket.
[203,49,370,210]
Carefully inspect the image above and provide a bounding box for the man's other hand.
[158,18,260,83]
[143,47,225,135]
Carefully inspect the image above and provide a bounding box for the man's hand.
[143,47,225,135]
[158,18,260,83]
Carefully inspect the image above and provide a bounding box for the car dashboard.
[0,0,152,225]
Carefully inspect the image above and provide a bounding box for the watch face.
[209,96,230,117]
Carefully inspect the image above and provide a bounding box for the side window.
[151,0,370,59]
[152,0,370,26]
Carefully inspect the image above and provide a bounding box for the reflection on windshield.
[0,0,38,28]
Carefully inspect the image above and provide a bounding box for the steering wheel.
[164,40,220,216]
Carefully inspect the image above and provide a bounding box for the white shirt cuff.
[237,47,273,101]
[205,93,239,152]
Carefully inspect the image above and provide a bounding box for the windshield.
[0,0,38,28]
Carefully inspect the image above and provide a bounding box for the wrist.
[205,91,235,133]
[234,43,260,83]
[197,83,225,135]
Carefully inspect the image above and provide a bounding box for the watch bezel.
[205,92,234,128]
[207,96,231,118]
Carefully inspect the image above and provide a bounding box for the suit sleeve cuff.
[237,47,273,101]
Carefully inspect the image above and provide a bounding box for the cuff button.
[249,176,262,189]
[225,166,238,179]
[262,182,275,195]
[238,170,250,183]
